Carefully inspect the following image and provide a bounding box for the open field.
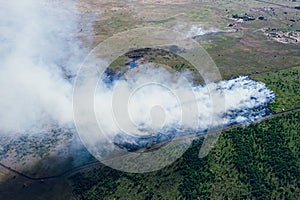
[79,0,300,80]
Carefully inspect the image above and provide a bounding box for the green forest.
[252,66,300,113]
[70,110,300,199]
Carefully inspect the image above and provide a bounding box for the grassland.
[109,48,205,84]
[104,8,300,81]
[204,33,300,79]
[77,0,300,83]
[252,66,300,113]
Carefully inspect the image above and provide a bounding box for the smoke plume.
[0,0,86,134]
[0,0,275,153]
[93,65,275,150]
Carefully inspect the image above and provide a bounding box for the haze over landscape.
[0,0,299,199]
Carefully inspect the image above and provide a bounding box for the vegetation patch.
[109,48,205,84]
[252,66,300,113]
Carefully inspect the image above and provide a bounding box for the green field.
[252,66,300,113]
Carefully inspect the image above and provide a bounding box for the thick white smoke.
[0,0,275,152]
[0,0,86,133]
[94,65,275,149]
